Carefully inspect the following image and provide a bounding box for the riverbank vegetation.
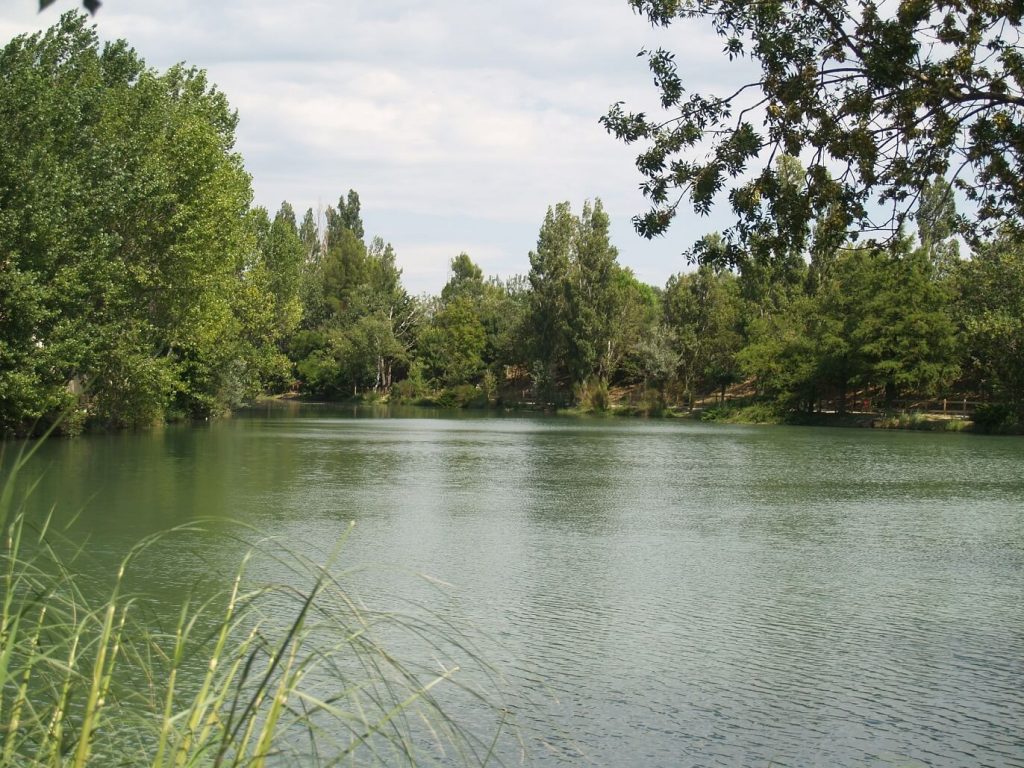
[0,442,512,766]
[3,13,1024,437]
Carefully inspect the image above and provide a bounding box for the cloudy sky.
[2,0,731,295]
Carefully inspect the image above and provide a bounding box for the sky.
[1,0,735,295]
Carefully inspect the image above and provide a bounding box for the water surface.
[10,405,1024,766]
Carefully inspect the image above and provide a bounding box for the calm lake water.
[8,404,1024,766]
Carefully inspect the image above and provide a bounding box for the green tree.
[526,203,575,398]
[603,1,1024,259]
[741,239,958,412]
[564,200,621,384]
[322,228,367,320]
[263,202,305,344]
[852,240,958,405]
[953,235,1024,412]
[419,296,487,386]
[479,275,530,378]
[738,296,820,412]
[663,265,745,403]
[0,14,258,432]
[606,269,661,385]
[525,199,626,401]
[319,192,370,320]
[915,178,961,280]
[297,207,328,329]
[440,252,485,305]
[357,237,419,391]
[289,194,416,398]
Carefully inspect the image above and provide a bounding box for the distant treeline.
[3,15,1023,436]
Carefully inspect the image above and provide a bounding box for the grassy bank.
[0,442,512,767]
[695,402,983,432]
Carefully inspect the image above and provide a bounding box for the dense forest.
[2,13,1023,437]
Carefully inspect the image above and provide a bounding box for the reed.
[0,441,514,767]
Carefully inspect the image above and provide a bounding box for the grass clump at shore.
[870,411,970,432]
[0,442,514,767]
[699,402,782,424]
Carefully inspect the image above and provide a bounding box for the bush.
[481,369,498,405]
[636,388,666,416]
[972,403,1020,433]
[391,361,429,403]
[574,377,610,413]
[435,384,488,409]
[701,402,780,424]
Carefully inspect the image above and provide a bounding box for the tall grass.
[0,440,515,767]
[572,378,609,413]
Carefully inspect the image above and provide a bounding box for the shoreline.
[254,394,1021,435]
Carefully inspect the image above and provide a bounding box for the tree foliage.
[664,264,744,399]
[0,13,282,433]
[11,13,1024,427]
[741,238,958,411]
[289,194,417,397]
[603,1,1024,262]
[526,199,627,398]
[954,234,1024,411]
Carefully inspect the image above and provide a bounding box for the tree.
[915,178,961,279]
[419,296,487,386]
[663,265,744,403]
[288,192,418,398]
[607,269,661,385]
[738,295,820,411]
[478,275,530,377]
[852,240,958,404]
[527,203,575,397]
[525,199,625,400]
[356,237,419,391]
[0,13,258,433]
[440,252,485,305]
[603,1,1024,262]
[740,238,958,412]
[564,200,621,384]
[322,228,367,319]
[953,235,1024,413]
[297,207,328,329]
[263,202,305,342]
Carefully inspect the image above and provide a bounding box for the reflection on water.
[8,405,1024,766]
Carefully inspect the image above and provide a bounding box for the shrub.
[435,384,488,409]
[574,377,610,413]
[972,403,1020,433]
[701,402,780,424]
[391,361,429,403]
[637,388,667,416]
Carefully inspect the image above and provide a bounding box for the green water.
[8,404,1024,766]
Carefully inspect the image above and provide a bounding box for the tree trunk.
[885,380,897,410]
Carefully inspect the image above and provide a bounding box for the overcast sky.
[2,0,732,295]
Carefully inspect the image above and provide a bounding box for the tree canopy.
[8,11,1024,431]
[602,1,1024,263]
[0,13,288,433]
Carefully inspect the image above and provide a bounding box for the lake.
[8,404,1024,766]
